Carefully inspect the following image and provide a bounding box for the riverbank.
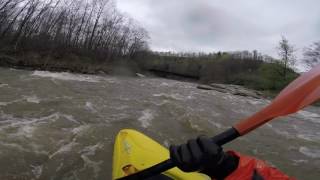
[0,53,142,76]
[0,52,297,98]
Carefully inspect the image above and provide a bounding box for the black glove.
[169,136,239,179]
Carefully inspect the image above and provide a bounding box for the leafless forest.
[1,0,319,93]
[0,0,149,61]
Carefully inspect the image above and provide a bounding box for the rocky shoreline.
[197,83,264,99]
[0,54,140,76]
[0,54,272,99]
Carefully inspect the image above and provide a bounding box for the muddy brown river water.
[0,67,319,180]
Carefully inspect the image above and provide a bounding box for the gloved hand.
[169,136,239,179]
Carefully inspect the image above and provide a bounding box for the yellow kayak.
[112,129,210,180]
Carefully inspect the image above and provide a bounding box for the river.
[0,67,319,180]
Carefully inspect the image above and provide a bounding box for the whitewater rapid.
[0,67,319,180]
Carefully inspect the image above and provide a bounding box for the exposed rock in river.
[197,83,262,99]
[136,73,146,78]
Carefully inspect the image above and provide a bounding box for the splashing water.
[0,67,319,180]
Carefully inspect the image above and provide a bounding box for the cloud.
[117,0,320,57]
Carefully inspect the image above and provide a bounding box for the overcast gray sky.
[117,0,320,58]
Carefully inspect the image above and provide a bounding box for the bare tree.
[12,0,40,46]
[303,41,320,69]
[277,36,295,78]
[87,0,108,49]
[0,0,28,37]
[0,0,149,62]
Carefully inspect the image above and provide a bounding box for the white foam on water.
[0,112,15,125]
[80,155,103,178]
[113,105,129,110]
[16,125,35,138]
[72,125,90,135]
[297,111,320,124]
[222,94,238,101]
[186,95,194,100]
[56,162,64,172]
[24,95,40,104]
[163,140,170,148]
[152,100,170,106]
[61,114,80,124]
[80,143,103,156]
[0,99,24,106]
[31,165,43,179]
[186,119,204,132]
[297,134,319,142]
[49,141,79,159]
[266,123,273,128]
[30,143,49,155]
[160,82,169,86]
[0,113,58,131]
[0,83,8,88]
[210,111,221,117]
[208,120,225,129]
[299,147,320,158]
[9,68,21,71]
[103,77,118,84]
[32,71,100,82]
[79,143,104,178]
[109,113,129,121]
[138,109,155,128]
[0,112,80,131]
[153,93,185,101]
[292,124,298,130]
[0,102,8,106]
[234,108,252,116]
[292,159,308,164]
[85,102,97,113]
[190,123,202,131]
[272,129,293,139]
[247,99,266,105]
[0,142,29,152]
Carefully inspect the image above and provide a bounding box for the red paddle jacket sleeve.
[222,151,296,180]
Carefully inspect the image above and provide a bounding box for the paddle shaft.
[117,128,240,180]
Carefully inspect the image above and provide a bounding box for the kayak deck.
[112,129,209,180]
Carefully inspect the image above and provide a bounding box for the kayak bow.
[112,129,210,180]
